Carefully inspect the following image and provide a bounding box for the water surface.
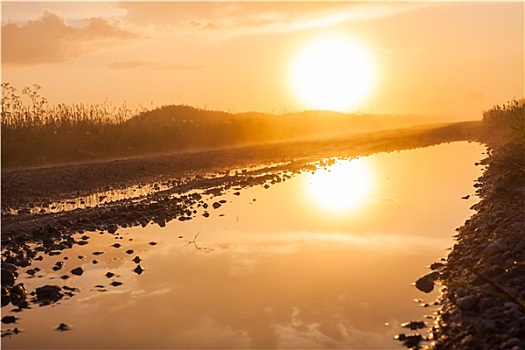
[2,142,485,349]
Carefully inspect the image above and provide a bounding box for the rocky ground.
[398,137,525,349]
[432,138,525,349]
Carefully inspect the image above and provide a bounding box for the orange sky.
[1,1,523,120]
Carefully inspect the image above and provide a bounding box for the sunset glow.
[290,37,375,112]
[1,2,523,348]
[1,2,523,118]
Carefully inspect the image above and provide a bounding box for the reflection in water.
[306,159,373,212]
[1,142,486,349]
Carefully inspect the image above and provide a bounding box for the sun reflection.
[306,159,373,213]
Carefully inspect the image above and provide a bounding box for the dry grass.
[481,99,525,143]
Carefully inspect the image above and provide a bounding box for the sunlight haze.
[2,1,523,120]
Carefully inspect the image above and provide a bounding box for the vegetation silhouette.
[481,98,525,143]
[3,83,520,168]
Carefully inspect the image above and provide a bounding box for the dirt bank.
[401,136,524,349]
[431,138,524,349]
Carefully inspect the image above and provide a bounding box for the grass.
[2,83,132,166]
[2,82,521,168]
[481,98,525,143]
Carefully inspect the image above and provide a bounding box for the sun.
[290,37,375,112]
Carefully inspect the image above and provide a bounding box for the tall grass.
[1,83,133,166]
[482,99,525,143]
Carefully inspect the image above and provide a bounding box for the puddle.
[1,142,485,349]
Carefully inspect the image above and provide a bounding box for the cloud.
[117,2,428,35]
[107,60,204,71]
[2,10,143,66]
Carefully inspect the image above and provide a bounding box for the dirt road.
[2,121,480,212]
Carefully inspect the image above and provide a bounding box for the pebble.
[415,272,439,293]
[2,316,16,324]
[35,285,63,303]
[70,267,84,276]
[485,238,507,255]
[56,323,70,331]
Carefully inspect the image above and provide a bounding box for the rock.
[10,284,28,304]
[1,286,11,306]
[2,263,17,273]
[485,238,507,255]
[2,316,16,324]
[476,319,496,332]
[110,281,122,287]
[105,272,115,278]
[415,271,440,293]
[107,224,118,234]
[1,269,16,286]
[430,262,445,270]
[504,258,516,269]
[56,323,70,331]
[36,285,63,303]
[458,295,480,311]
[156,216,166,227]
[133,265,144,275]
[70,267,83,276]
[148,242,157,246]
[401,321,426,330]
[52,262,63,271]
[125,249,134,254]
[494,181,506,191]
[212,202,221,209]
[396,333,422,348]
[460,334,475,347]
[132,256,141,263]
[502,338,524,348]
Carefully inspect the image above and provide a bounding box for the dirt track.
[1,121,480,212]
